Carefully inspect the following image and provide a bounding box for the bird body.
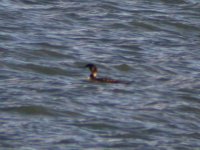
[85,64,126,84]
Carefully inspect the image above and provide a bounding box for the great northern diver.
[85,63,126,83]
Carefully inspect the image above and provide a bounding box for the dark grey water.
[0,0,200,149]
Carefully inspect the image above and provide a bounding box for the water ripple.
[0,0,200,149]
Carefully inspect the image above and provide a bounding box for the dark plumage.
[85,64,125,84]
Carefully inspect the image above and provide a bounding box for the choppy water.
[0,0,200,149]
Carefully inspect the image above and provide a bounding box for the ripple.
[0,0,200,149]
[1,105,56,116]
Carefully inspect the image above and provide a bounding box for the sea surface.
[0,0,200,149]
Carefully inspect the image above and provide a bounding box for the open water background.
[0,0,200,149]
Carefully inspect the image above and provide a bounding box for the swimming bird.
[85,63,126,83]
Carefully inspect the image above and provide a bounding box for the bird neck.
[90,71,97,79]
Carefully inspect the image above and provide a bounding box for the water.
[0,0,200,149]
